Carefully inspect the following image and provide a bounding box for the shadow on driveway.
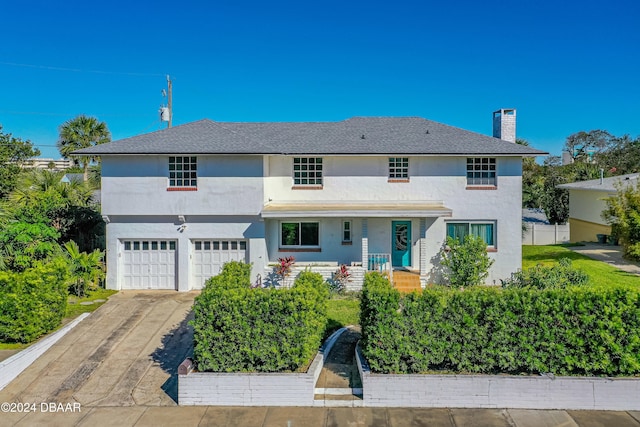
[152,309,195,403]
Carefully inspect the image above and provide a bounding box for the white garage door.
[192,240,247,289]
[122,240,177,290]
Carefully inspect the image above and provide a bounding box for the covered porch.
[262,201,453,290]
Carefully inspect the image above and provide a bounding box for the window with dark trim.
[281,222,319,247]
[446,222,495,247]
[389,157,409,179]
[293,157,322,186]
[342,220,352,243]
[466,157,496,186]
[169,156,197,187]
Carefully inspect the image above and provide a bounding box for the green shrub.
[192,270,328,372]
[0,259,68,343]
[201,261,252,292]
[360,281,640,376]
[441,235,494,287]
[501,258,589,289]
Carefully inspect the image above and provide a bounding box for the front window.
[169,156,197,187]
[389,157,409,179]
[446,222,495,247]
[342,220,352,243]
[293,157,323,186]
[466,157,496,186]
[281,222,320,247]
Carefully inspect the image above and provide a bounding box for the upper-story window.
[293,157,322,186]
[169,156,197,188]
[389,157,409,180]
[466,157,496,186]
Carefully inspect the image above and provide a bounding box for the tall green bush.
[441,235,494,287]
[0,259,68,343]
[602,181,640,260]
[192,269,329,372]
[360,280,640,376]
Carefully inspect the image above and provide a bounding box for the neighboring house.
[557,173,639,243]
[73,109,546,291]
[60,173,85,184]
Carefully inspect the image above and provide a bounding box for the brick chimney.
[492,109,516,143]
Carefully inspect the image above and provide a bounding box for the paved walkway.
[2,289,640,426]
[566,242,640,275]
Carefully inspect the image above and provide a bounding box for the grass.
[65,287,118,318]
[325,292,360,339]
[0,287,117,350]
[523,245,640,287]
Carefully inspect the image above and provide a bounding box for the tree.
[4,169,104,252]
[440,235,494,287]
[539,165,570,224]
[57,115,110,181]
[602,181,640,260]
[519,138,545,209]
[563,130,617,163]
[63,240,105,297]
[596,135,640,175]
[0,126,40,199]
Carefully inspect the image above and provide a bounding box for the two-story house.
[74,109,546,291]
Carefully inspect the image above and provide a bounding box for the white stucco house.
[74,109,546,291]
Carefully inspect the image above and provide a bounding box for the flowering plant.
[276,256,295,279]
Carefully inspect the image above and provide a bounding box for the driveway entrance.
[0,291,196,413]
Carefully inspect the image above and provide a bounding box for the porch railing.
[368,253,392,281]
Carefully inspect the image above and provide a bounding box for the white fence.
[522,223,570,245]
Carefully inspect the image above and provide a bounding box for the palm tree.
[63,240,105,297]
[58,115,111,181]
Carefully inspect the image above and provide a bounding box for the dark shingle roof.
[73,117,547,156]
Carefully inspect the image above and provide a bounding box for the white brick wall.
[356,346,640,410]
[263,265,366,291]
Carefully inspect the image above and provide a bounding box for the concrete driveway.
[0,291,196,424]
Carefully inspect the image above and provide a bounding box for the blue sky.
[1,0,638,159]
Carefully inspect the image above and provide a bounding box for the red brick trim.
[466,186,497,190]
[341,241,353,246]
[167,187,198,191]
[487,248,498,253]
[279,248,322,252]
[388,178,410,183]
[292,185,323,190]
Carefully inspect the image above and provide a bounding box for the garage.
[122,240,177,290]
[192,239,247,289]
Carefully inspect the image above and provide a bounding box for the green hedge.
[192,264,329,372]
[360,272,640,376]
[0,260,68,343]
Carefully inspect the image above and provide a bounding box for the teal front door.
[392,221,411,267]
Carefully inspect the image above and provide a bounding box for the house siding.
[101,152,524,290]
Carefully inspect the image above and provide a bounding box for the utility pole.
[167,75,172,128]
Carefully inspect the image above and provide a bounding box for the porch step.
[393,271,422,292]
[313,389,364,407]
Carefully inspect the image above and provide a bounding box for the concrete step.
[313,391,364,407]
[393,271,422,292]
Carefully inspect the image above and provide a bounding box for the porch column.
[361,219,368,269]
[419,218,427,276]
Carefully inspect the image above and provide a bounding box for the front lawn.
[325,293,360,338]
[523,245,640,287]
